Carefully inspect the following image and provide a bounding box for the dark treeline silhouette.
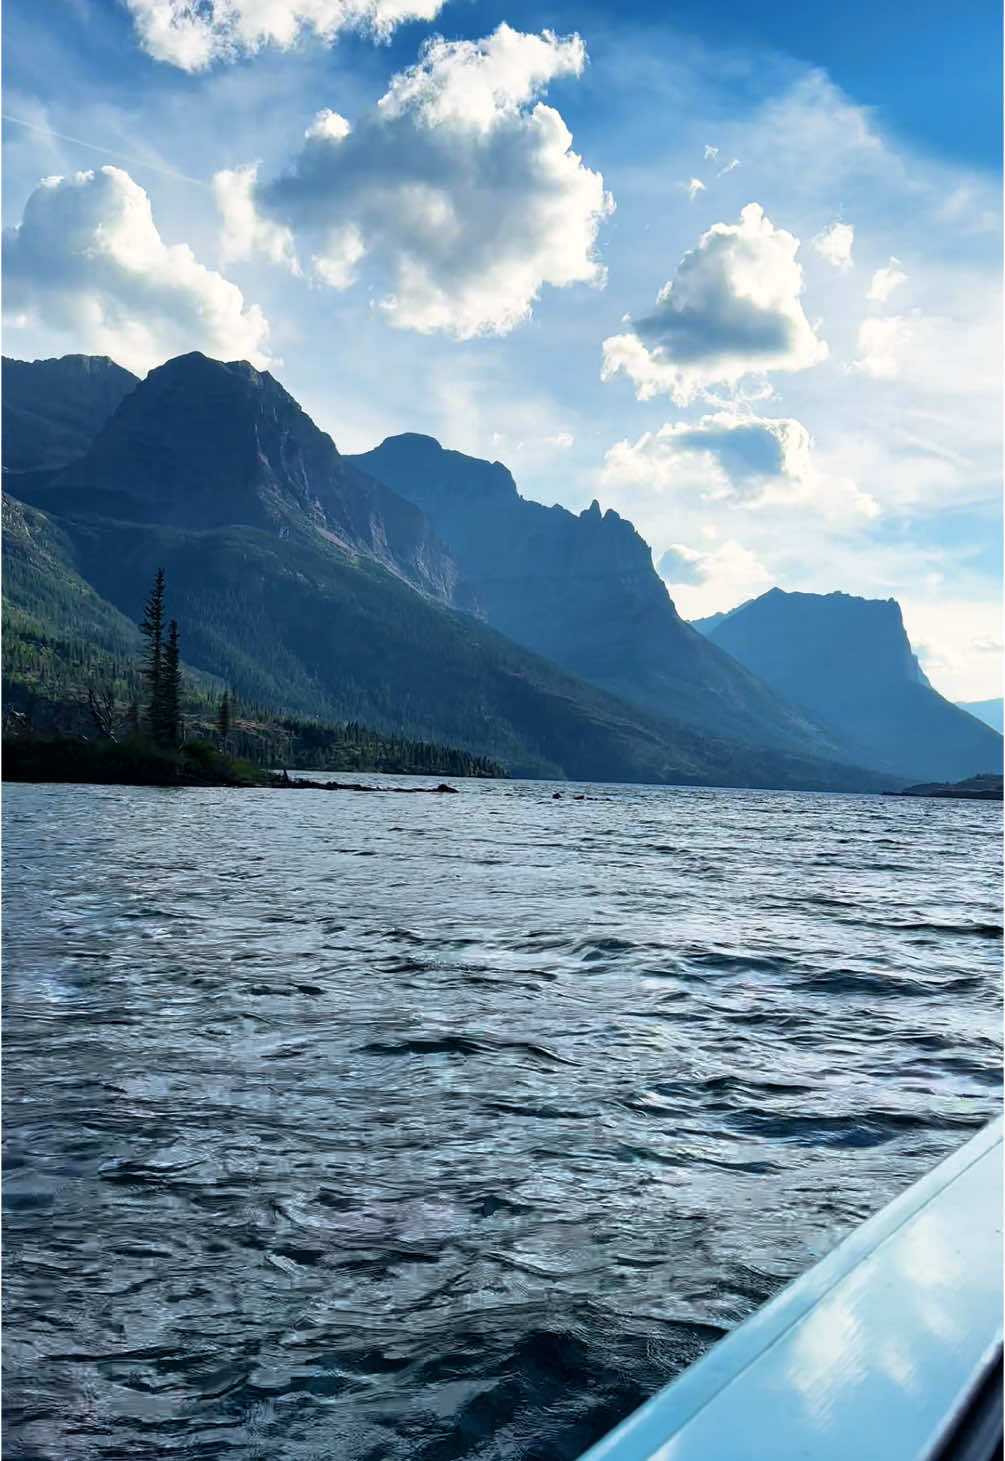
[4,568,505,780]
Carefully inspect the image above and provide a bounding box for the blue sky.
[3,0,1002,698]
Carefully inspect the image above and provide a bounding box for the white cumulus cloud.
[124,0,446,71]
[813,221,854,270]
[213,164,300,271]
[656,539,773,616]
[602,203,828,404]
[602,409,878,517]
[687,177,706,200]
[867,256,907,302]
[217,24,613,338]
[3,166,271,375]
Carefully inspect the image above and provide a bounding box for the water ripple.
[3,778,1001,1459]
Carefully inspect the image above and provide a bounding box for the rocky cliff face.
[701,588,1002,781]
[14,355,473,611]
[349,434,844,759]
[2,354,139,472]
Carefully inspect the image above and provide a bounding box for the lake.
[3,777,1001,1459]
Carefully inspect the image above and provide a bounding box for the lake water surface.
[3,778,1001,1459]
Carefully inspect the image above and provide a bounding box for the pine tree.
[162,620,181,748]
[217,690,231,748]
[140,569,166,741]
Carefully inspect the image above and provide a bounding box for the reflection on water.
[3,777,1001,1459]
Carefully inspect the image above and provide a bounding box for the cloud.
[656,539,773,615]
[602,409,878,517]
[867,256,907,302]
[902,599,1005,700]
[813,221,854,270]
[657,542,713,585]
[602,203,828,403]
[687,177,706,200]
[717,158,740,176]
[853,315,911,378]
[217,25,612,339]
[703,145,719,161]
[2,166,271,375]
[214,26,613,336]
[124,0,445,71]
[213,164,300,271]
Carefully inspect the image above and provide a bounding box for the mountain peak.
[11,355,475,609]
[141,352,286,407]
[360,433,519,503]
[2,353,140,473]
[347,434,866,761]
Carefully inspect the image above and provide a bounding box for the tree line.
[4,568,505,778]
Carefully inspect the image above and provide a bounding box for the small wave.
[723,1109,931,1148]
[356,1034,573,1064]
[796,968,935,997]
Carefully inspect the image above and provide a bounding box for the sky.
[3,0,1002,701]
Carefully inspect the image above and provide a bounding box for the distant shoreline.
[885,773,1003,801]
[0,737,474,791]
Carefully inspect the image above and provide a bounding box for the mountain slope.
[3,491,894,789]
[347,434,845,760]
[1,354,893,790]
[2,355,139,472]
[700,588,1002,782]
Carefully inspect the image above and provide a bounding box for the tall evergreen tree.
[162,620,181,748]
[217,690,231,747]
[140,568,166,740]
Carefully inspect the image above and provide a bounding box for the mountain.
[956,699,1004,734]
[16,353,475,610]
[2,354,139,472]
[696,588,1002,782]
[347,434,846,762]
[2,353,892,791]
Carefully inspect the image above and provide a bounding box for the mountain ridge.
[2,353,140,473]
[348,433,848,763]
[1,352,895,791]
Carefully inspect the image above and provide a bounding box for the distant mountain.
[689,610,730,636]
[956,699,1004,735]
[2,355,139,472]
[698,588,1002,782]
[3,354,891,790]
[347,434,846,762]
